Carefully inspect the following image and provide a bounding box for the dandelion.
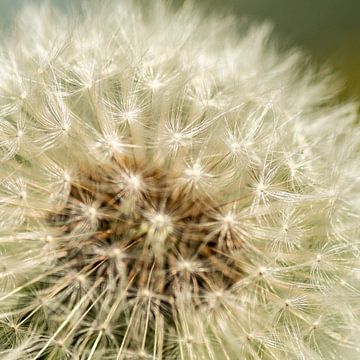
[0,1,359,359]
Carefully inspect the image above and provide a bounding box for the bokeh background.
[1,0,359,100]
[196,0,360,101]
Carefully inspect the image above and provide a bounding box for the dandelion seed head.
[0,1,360,359]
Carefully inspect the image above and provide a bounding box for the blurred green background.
[196,0,360,100]
[1,0,359,99]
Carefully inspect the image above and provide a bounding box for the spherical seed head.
[0,1,360,359]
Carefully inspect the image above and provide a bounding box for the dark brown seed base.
[48,157,242,319]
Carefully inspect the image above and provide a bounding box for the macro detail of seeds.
[0,1,360,360]
[49,158,241,305]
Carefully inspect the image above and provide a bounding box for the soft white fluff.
[0,1,359,359]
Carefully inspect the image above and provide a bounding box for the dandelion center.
[48,157,242,322]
